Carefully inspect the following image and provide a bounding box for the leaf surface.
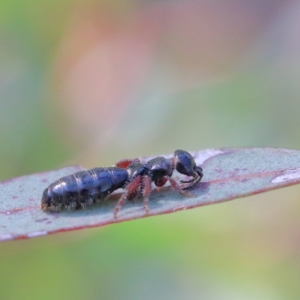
[1,147,300,241]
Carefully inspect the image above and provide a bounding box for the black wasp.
[41,150,203,219]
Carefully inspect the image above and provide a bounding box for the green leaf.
[1,147,300,242]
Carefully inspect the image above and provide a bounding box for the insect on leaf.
[1,147,300,242]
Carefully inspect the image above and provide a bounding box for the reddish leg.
[114,175,141,219]
[167,176,193,197]
[141,175,152,215]
[155,177,168,187]
[115,158,140,169]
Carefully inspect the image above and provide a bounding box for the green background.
[1,1,300,299]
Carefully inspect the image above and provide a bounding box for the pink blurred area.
[54,4,159,146]
[51,1,291,164]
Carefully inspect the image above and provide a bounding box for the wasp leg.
[167,176,194,197]
[180,175,202,189]
[141,175,152,215]
[181,167,203,189]
[114,175,141,220]
[180,172,201,184]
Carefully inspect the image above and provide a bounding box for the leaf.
[1,147,300,242]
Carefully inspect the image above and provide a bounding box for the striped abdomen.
[41,167,128,211]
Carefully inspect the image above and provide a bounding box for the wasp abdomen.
[41,167,128,211]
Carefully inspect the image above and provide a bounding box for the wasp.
[41,150,203,219]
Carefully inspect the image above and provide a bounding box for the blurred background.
[1,0,300,299]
